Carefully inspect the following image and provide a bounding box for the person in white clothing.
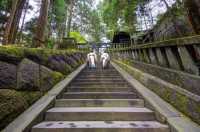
[87,50,98,69]
[100,52,110,69]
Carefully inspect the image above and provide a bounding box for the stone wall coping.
[2,63,86,132]
[112,62,200,132]
[110,35,200,51]
[125,60,200,101]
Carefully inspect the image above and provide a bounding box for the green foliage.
[70,32,86,43]
[99,0,139,39]
[53,0,66,23]
[51,72,64,84]
[46,38,54,49]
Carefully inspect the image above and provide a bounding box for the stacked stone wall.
[0,46,86,130]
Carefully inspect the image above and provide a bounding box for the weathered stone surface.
[47,56,73,75]
[65,55,79,68]
[138,50,144,61]
[115,60,200,125]
[40,66,64,92]
[193,45,200,61]
[17,59,40,91]
[3,64,86,132]
[120,59,200,96]
[132,51,136,59]
[165,47,181,70]
[72,53,83,64]
[0,61,17,89]
[149,48,158,64]
[135,50,139,60]
[178,46,199,75]
[142,49,151,63]
[0,46,24,64]
[156,48,168,67]
[0,89,28,130]
[40,66,54,92]
[0,89,42,130]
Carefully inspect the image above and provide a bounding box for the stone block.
[17,59,40,91]
[40,66,64,92]
[0,61,17,89]
[47,56,72,75]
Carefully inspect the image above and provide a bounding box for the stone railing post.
[165,47,182,70]
[178,46,199,75]
[138,49,144,62]
[142,49,151,63]
[132,50,136,60]
[156,48,168,67]
[149,48,158,64]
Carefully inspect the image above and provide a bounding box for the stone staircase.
[32,66,169,132]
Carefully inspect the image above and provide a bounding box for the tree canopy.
[0,0,199,46]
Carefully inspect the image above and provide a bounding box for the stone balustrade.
[110,35,200,75]
[109,35,200,125]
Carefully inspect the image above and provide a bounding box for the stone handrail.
[109,35,200,75]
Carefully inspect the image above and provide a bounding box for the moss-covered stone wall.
[114,59,200,125]
[120,59,200,96]
[0,46,86,130]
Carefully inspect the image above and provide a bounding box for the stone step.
[69,82,129,86]
[32,121,169,132]
[73,79,127,83]
[82,69,117,72]
[79,74,120,76]
[68,85,131,89]
[81,71,119,74]
[81,69,117,72]
[55,99,144,107]
[67,85,132,89]
[67,87,133,92]
[45,107,155,121]
[78,74,121,77]
[76,76,124,79]
[80,73,120,76]
[62,92,138,99]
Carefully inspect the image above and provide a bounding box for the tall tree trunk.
[18,0,29,44]
[62,10,68,38]
[66,0,75,38]
[3,0,26,45]
[184,0,200,34]
[3,0,19,44]
[10,0,26,44]
[33,0,50,48]
[47,0,54,39]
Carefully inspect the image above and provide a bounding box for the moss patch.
[0,89,43,130]
[0,46,24,58]
[51,72,64,85]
